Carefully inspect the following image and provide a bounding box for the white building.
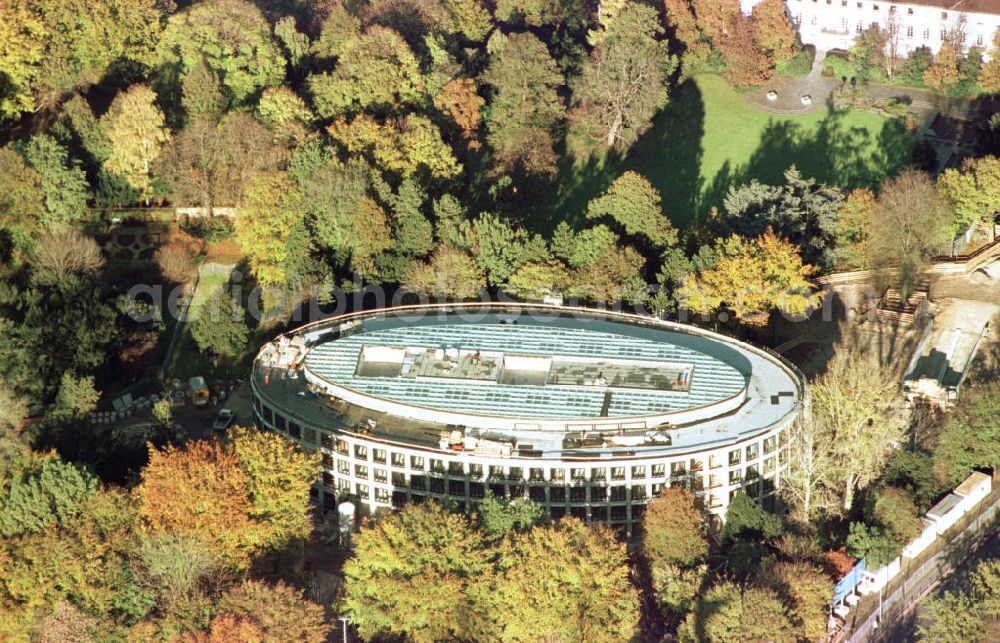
[251,303,805,537]
[742,0,1000,56]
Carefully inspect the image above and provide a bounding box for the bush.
[155,241,198,284]
[777,48,815,77]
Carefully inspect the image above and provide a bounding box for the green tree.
[470,212,526,286]
[721,168,845,270]
[676,230,820,325]
[102,84,170,201]
[474,494,547,541]
[679,581,796,643]
[585,171,676,248]
[152,398,173,428]
[235,172,305,286]
[49,372,99,424]
[932,383,1000,486]
[181,59,226,124]
[0,1,46,121]
[937,155,1000,229]
[229,426,321,551]
[328,114,461,181]
[308,26,424,118]
[482,31,566,177]
[470,518,639,642]
[342,501,489,642]
[156,0,286,108]
[869,485,922,546]
[0,453,97,537]
[571,244,648,304]
[845,521,900,568]
[919,558,1000,643]
[21,135,89,226]
[571,2,675,150]
[405,246,485,297]
[0,148,44,249]
[812,348,901,511]
[257,86,314,129]
[190,287,249,361]
[505,260,572,300]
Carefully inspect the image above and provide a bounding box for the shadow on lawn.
[551,77,706,231]
[553,80,914,233]
[700,111,915,219]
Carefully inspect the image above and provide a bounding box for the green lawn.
[553,74,915,230]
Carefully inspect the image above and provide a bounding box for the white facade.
[742,0,1000,55]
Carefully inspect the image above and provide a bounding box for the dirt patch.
[205,239,244,263]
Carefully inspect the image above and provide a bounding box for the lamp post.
[338,615,349,643]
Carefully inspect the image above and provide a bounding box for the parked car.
[212,408,234,431]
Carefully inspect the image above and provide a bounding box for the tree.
[869,170,952,291]
[256,86,314,129]
[585,171,677,248]
[328,114,461,181]
[102,84,170,200]
[767,561,832,641]
[850,27,889,81]
[181,59,226,124]
[29,229,105,284]
[980,29,1000,93]
[135,533,222,610]
[571,2,675,150]
[0,453,97,537]
[181,615,264,643]
[229,427,320,550]
[937,155,1000,229]
[505,260,572,300]
[642,487,709,568]
[919,558,1000,643]
[21,135,89,226]
[405,246,485,297]
[474,494,547,541]
[642,487,709,621]
[470,213,526,286]
[156,0,286,107]
[932,383,1000,486]
[0,0,163,120]
[721,167,844,270]
[342,502,489,642]
[49,372,100,424]
[679,581,796,643]
[235,172,305,286]
[750,0,797,66]
[781,412,838,523]
[216,580,331,643]
[0,1,46,121]
[470,518,639,642]
[152,398,173,429]
[433,77,485,145]
[155,241,198,284]
[811,348,901,511]
[834,188,876,270]
[190,287,249,361]
[134,440,261,569]
[308,26,424,117]
[156,113,287,210]
[571,244,648,304]
[719,14,772,89]
[676,230,820,325]
[482,31,565,177]
[924,41,962,93]
[0,147,44,247]
[869,485,922,546]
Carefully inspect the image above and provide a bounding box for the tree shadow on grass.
[702,109,915,213]
[551,77,707,231]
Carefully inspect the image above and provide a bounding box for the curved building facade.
[251,304,805,536]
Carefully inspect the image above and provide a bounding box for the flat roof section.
[303,315,748,421]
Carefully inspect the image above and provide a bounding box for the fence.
[836,476,1000,642]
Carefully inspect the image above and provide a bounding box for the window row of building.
[253,395,789,535]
